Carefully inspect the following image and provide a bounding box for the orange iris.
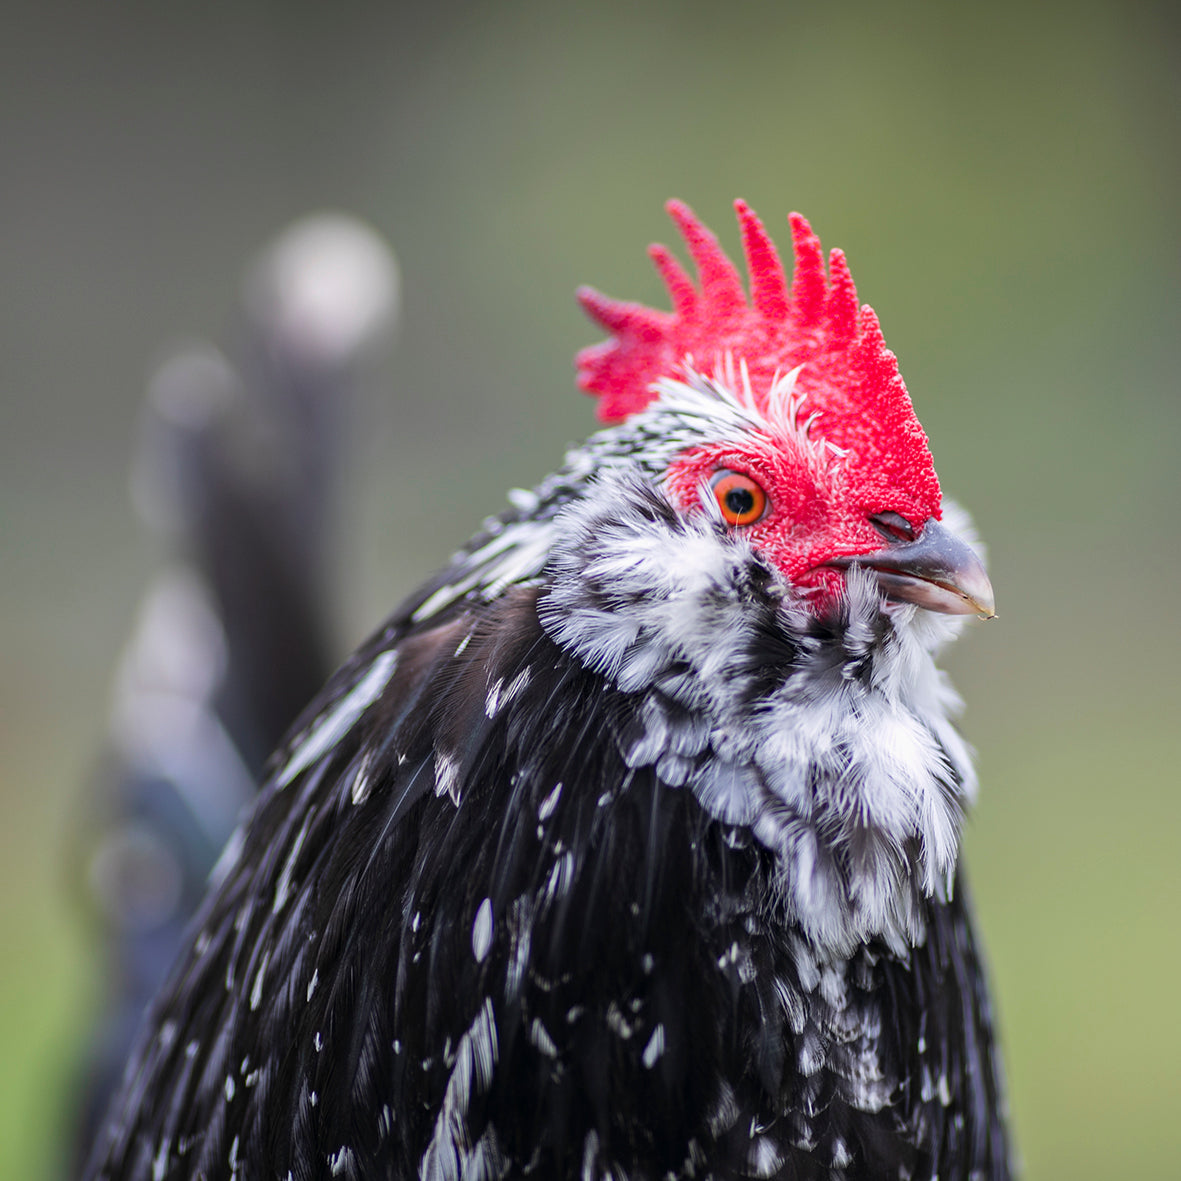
[709,470,768,526]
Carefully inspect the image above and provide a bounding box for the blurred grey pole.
[71,215,399,1169]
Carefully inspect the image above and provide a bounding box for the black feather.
[85,569,1011,1179]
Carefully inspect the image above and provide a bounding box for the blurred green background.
[2,1,1178,1176]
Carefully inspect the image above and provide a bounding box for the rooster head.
[576,201,993,619]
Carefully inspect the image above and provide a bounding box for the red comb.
[576,200,940,514]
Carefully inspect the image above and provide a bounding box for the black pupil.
[724,486,756,517]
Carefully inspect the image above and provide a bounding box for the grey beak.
[831,518,996,618]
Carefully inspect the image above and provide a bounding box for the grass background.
[2,1,1178,1175]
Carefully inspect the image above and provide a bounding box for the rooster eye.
[709,470,769,526]
[869,511,917,543]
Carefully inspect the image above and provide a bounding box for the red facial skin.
[664,438,931,610]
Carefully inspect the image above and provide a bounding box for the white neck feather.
[540,471,980,959]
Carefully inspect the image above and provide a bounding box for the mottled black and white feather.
[84,380,1011,1180]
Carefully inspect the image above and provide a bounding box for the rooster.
[84,201,1012,1180]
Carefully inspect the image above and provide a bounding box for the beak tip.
[964,576,996,621]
